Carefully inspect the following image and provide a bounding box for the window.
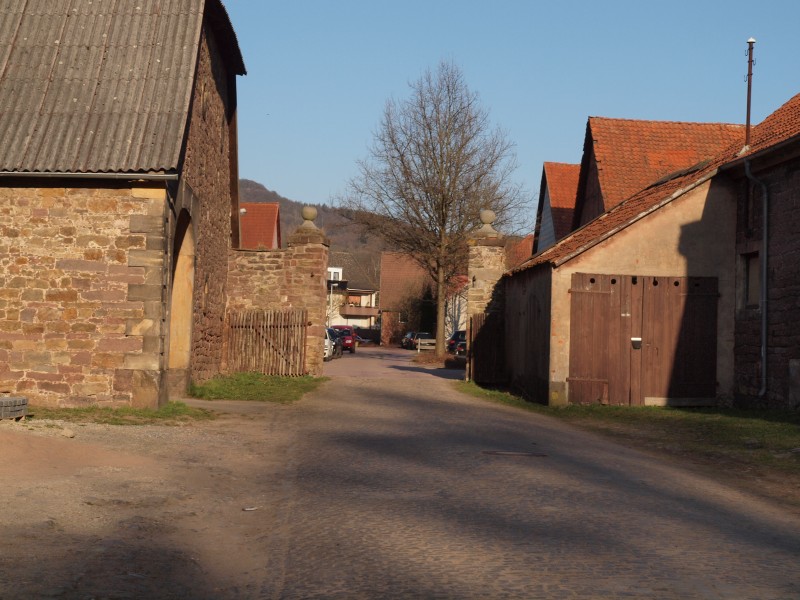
[745,252,760,308]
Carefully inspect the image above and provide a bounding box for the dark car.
[447,330,466,354]
[327,328,344,358]
[332,325,357,353]
[455,340,467,356]
[400,331,415,349]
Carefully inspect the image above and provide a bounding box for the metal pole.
[745,38,756,147]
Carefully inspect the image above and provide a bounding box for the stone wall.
[176,23,237,385]
[0,182,168,407]
[734,153,800,408]
[226,220,329,376]
[467,238,507,317]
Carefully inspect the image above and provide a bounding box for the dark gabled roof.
[0,0,245,175]
[510,93,800,276]
[542,162,580,239]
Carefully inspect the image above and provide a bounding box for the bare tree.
[345,60,528,355]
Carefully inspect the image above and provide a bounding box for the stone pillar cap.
[300,206,318,229]
[473,208,499,238]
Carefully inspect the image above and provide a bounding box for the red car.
[332,325,357,353]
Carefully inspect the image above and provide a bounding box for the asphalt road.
[259,345,800,598]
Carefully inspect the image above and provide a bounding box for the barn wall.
[733,152,800,408]
[0,182,168,408]
[503,266,552,403]
[548,178,736,404]
[177,23,237,385]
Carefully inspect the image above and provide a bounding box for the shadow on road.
[389,365,465,381]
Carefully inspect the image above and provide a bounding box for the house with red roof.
[572,117,744,228]
[239,202,282,250]
[378,252,471,346]
[493,94,800,409]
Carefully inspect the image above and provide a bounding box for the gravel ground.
[1,346,798,599]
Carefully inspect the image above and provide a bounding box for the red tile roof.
[732,92,800,159]
[542,162,580,239]
[583,117,745,211]
[512,93,800,275]
[506,235,534,269]
[239,202,282,249]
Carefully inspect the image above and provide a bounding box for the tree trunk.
[435,263,447,356]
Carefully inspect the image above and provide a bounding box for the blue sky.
[225,1,800,221]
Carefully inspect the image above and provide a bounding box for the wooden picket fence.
[225,309,308,376]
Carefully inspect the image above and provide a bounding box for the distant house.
[239,202,282,249]
[378,253,431,344]
[533,162,580,253]
[0,0,246,407]
[326,265,379,330]
[379,252,474,344]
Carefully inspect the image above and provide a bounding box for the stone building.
[474,93,800,409]
[0,0,246,407]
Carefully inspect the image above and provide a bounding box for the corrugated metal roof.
[0,0,244,174]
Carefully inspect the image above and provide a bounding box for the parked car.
[332,325,357,353]
[400,331,415,349]
[410,332,433,350]
[447,330,466,354]
[323,328,334,362]
[327,328,344,359]
[455,340,467,356]
[415,332,437,351]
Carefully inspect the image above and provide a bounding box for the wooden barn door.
[568,274,717,405]
[638,276,718,404]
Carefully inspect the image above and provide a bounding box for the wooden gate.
[469,312,506,385]
[568,273,717,405]
[225,309,307,376]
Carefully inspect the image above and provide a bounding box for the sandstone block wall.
[178,25,236,385]
[0,183,167,407]
[467,237,507,317]
[226,226,329,376]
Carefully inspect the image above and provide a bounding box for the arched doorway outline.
[167,208,196,394]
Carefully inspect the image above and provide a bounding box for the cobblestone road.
[257,346,800,599]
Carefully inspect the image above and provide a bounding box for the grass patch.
[189,372,327,404]
[455,381,800,475]
[412,353,466,370]
[28,401,215,426]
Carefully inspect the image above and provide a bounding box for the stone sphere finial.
[474,208,499,238]
[300,206,318,229]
